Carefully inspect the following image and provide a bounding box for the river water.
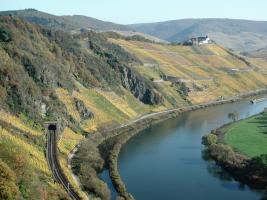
[100,97,267,200]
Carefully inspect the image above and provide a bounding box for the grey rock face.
[74,98,94,120]
[119,66,163,105]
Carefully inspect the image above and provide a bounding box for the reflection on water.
[100,97,267,200]
[202,149,236,182]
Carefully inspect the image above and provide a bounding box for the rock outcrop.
[74,98,94,120]
[119,66,163,105]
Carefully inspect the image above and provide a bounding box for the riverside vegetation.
[202,111,267,190]
[1,10,267,200]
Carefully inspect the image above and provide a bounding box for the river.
[100,96,267,200]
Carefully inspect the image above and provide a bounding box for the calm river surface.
[100,97,267,200]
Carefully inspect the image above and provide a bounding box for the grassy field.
[225,112,267,157]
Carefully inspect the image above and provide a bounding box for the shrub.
[209,144,247,168]
[228,112,239,122]
[0,27,11,42]
[74,98,94,120]
[79,165,110,200]
[249,154,267,170]
[202,134,218,146]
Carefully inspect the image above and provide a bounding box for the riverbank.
[224,112,267,157]
[72,88,267,200]
[202,112,267,190]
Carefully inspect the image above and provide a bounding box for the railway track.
[46,128,81,200]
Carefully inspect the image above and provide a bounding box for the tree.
[249,154,267,170]
[177,82,189,96]
[202,134,218,146]
[0,27,12,42]
[209,144,246,167]
[228,111,239,122]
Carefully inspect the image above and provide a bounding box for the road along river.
[100,96,267,200]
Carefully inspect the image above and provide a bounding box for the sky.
[1,0,267,24]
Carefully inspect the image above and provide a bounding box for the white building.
[183,36,211,46]
[198,36,211,45]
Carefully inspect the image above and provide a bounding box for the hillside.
[109,38,267,104]
[3,10,267,52]
[244,47,267,60]
[130,18,267,52]
[1,15,267,199]
[0,9,132,32]
[0,16,167,199]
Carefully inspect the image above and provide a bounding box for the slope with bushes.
[0,16,167,199]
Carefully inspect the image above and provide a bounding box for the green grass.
[76,82,130,123]
[225,112,267,157]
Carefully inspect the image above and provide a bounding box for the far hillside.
[244,47,267,60]
[0,9,132,32]
[130,18,267,52]
[0,9,168,43]
[3,10,267,52]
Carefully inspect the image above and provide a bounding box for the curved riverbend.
[101,97,267,200]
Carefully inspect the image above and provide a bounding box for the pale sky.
[1,0,267,24]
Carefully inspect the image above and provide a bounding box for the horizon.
[1,0,267,24]
[2,8,267,25]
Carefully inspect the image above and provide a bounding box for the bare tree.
[228,111,239,122]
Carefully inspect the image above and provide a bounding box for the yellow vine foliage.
[55,88,81,122]
[0,127,49,175]
[58,127,84,156]
[0,110,42,136]
[111,39,267,104]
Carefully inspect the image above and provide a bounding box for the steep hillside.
[0,9,132,32]
[109,38,267,104]
[0,16,165,123]
[130,18,267,52]
[1,15,267,200]
[0,16,167,199]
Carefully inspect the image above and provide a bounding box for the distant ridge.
[0,9,168,43]
[130,18,267,52]
[244,46,267,60]
[2,9,267,51]
[0,9,132,32]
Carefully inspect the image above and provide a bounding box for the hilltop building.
[183,36,211,46]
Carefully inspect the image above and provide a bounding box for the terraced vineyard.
[110,39,267,104]
[0,120,70,199]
